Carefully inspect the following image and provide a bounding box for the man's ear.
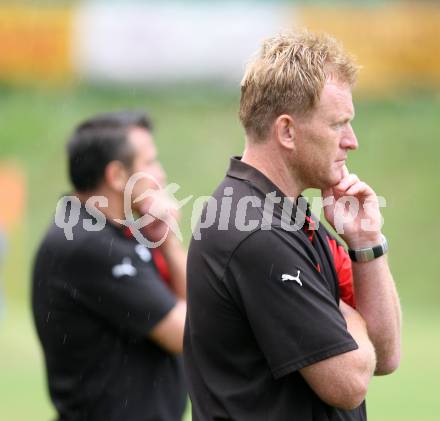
[104,160,129,192]
[274,114,295,150]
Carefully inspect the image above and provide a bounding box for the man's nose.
[341,124,358,150]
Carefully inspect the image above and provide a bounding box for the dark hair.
[67,110,153,192]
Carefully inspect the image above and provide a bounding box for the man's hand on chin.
[321,165,383,249]
[137,190,181,245]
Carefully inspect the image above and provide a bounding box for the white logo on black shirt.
[281,270,302,286]
[112,258,137,278]
[135,244,152,262]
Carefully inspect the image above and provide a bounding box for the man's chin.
[307,171,341,191]
[316,175,340,191]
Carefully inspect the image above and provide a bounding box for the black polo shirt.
[184,157,366,421]
[32,204,186,421]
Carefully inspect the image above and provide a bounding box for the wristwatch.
[348,234,388,263]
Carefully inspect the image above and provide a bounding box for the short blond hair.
[239,30,359,141]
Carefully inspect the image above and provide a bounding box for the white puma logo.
[135,244,151,262]
[112,258,137,278]
[281,270,302,286]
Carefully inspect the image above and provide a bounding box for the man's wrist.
[348,234,388,263]
[159,233,183,255]
[345,232,383,250]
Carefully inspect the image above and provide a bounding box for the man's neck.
[241,144,303,199]
[75,189,125,224]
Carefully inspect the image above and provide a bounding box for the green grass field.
[1,85,439,420]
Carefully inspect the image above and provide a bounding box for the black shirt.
[184,157,366,421]
[32,204,186,421]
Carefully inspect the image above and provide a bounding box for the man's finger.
[335,173,360,193]
[321,188,333,199]
[345,181,368,196]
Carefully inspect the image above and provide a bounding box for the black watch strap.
[348,235,388,263]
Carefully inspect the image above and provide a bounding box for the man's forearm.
[300,302,376,410]
[340,300,376,381]
[352,255,401,375]
[159,235,187,300]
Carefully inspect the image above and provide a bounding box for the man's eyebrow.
[332,115,354,124]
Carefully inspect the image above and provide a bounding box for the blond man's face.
[293,79,359,189]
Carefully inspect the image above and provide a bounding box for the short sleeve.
[227,229,358,379]
[68,235,177,339]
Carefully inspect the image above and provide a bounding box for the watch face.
[360,248,376,262]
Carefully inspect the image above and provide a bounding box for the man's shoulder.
[230,226,312,266]
[189,219,311,287]
[35,214,129,270]
[190,176,263,251]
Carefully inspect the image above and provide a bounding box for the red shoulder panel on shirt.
[327,237,356,308]
[123,227,171,286]
[151,248,171,285]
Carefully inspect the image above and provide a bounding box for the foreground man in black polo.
[32,111,187,420]
[184,31,401,420]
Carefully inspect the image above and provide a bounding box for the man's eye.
[334,121,349,128]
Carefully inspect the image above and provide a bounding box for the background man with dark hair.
[32,111,187,421]
[184,31,401,420]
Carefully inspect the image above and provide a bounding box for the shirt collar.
[226,156,315,237]
[227,156,288,200]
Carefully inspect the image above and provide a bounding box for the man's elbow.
[167,341,183,355]
[148,300,186,355]
[328,377,368,411]
[375,351,401,376]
